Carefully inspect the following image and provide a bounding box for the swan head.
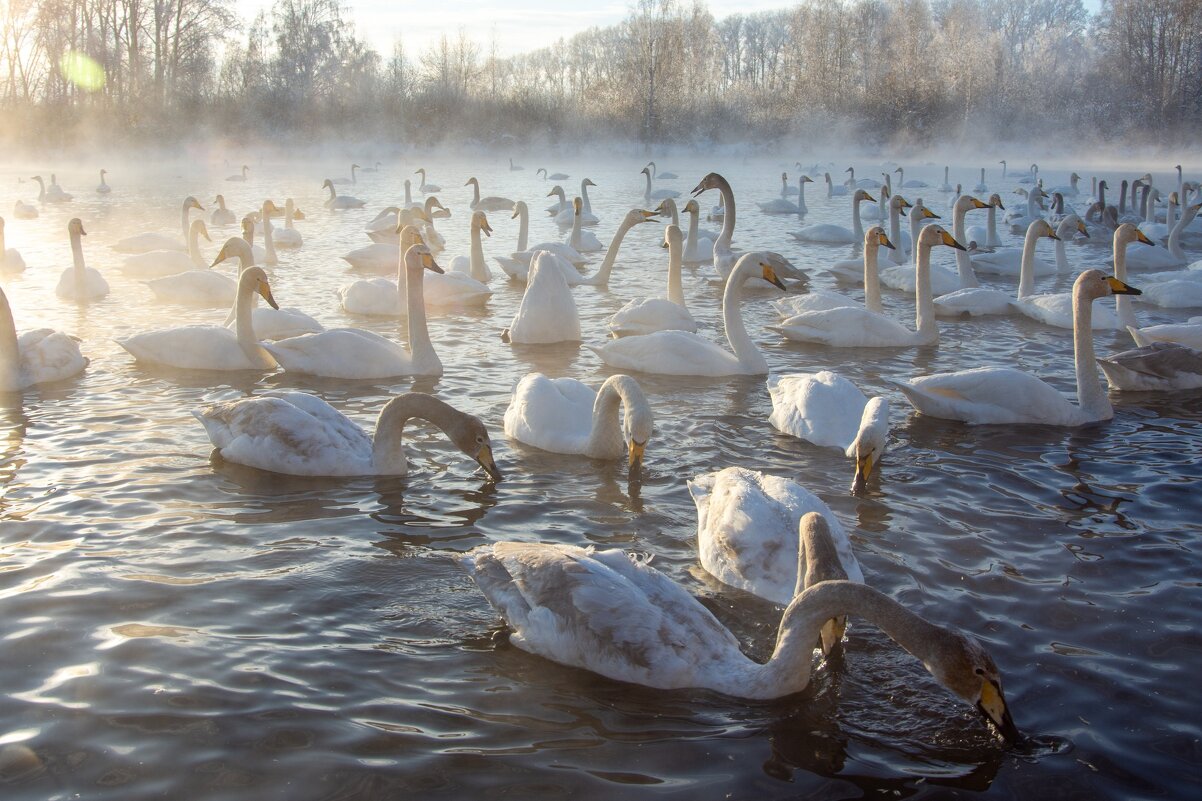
[404,243,444,275]
[1078,269,1141,301]
[213,237,257,271]
[663,224,683,250]
[351,163,360,170]
[321,179,333,190]
[536,168,545,178]
[800,174,813,183]
[262,199,281,217]
[573,196,583,215]
[239,265,278,309]
[755,257,787,290]
[824,172,833,184]
[292,206,305,220]
[955,195,990,213]
[917,202,940,220]
[1027,219,1059,241]
[473,211,492,237]
[853,189,875,204]
[30,175,42,185]
[1115,223,1155,249]
[627,209,659,227]
[68,218,86,238]
[866,226,894,250]
[583,178,596,188]
[690,172,727,196]
[640,166,651,177]
[893,166,903,174]
[241,217,255,241]
[682,199,700,214]
[988,193,1005,210]
[214,194,227,207]
[1054,215,1085,240]
[920,625,1021,745]
[185,195,204,212]
[891,195,911,215]
[846,397,889,493]
[432,405,502,482]
[415,168,425,177]
[509,202,524,220]
[918,224,965,251]
[654,198,674,217]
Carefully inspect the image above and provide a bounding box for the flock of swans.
[8,154,1202,750]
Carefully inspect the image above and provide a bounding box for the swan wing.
[117,325,257,369]
[607,297,697,337]
[767,371,867,449]
[893,368,1075,424]
[264,328,410,379]
[17,329,87,385]
[503,373,594,454]
[589,331,741,376]
[771,307,913,347]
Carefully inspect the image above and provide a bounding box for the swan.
[881,192,913,265]
[536,168,570,181]
[145,223,239,307]
[266,245,445,379]
[366,203,439,245]
[415,168,441,193]
[343,208,430,272]
[569,208,658,286]
[843,166,879,189]
[964,194,1005,250]
[894,166,928,188]
[502,251,580,345]
[1128,320,1202,350]
[330,164,360,186]
[880,196,984,294]
[693,173,805,284]
[118,258,278,370]
[195,391,502,480]
[272,199,305,248]
[55,219,108,302]
[565,197,603,252]
[647,161,677,180]
[1017,163,1038,185]
[934,217,1062,318]
[459,518,1021,744]
[447,210,496,284]
[1012,223,1150,330]
[973,168,988,194]
[554,179,599,225]
[641,166,680,202]
[360,161,383,173]
[772,225,964,347]
[971,210,1060,278]
[767,374,889,490]
[587,253,786,376]
[999,160,1007,179]
[96,169,111,194]
[41,174,71,202]
[606,224,696,337]
[1050,172,1082,197]
[13,200,37,220]
[339,225,424,316]
[322,178,365,209]
[1007,187,1047,233]
[757,173,802,214]
[1124,201,1200,269]
[1,285,88,391]
[509,158,524,171]
[503,373,652,470]
[0,217,27,273]
[689,468,862,610]
[211,194,236,226]
[493,202,587,281]
[113,196,204,253]
[226,165,249,182]
[546,186,571,216]
[1097,340,1202,391]
[783,226,892,312]
[824,172,849,198]
[895,270,1141,425]
[465,177,515,213]
[125,218,212,280]
[791,189,874,245]
[937,166,953,193]
[681,199,716,264]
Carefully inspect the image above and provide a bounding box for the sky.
[244,1,801,58]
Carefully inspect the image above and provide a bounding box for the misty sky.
[245,0,803,57]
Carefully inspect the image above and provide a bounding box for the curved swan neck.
[723,257,767,372]
[863,240,883,314]
[1072,281,1110,421]
[715,177,736,253]
[373,393,462,474]
[914,241,938,342]
[0,289,19,389]
[593,218,639,286]
[405,262,442,375]
[584,376,647,459]
[1167,203,1198,259]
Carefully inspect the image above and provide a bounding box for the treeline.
[2,0,1201,152]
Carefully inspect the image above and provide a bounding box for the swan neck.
[1112,237,1138,328]
[852,198,864,241]
[594,220,635,285]
[666,234,685,307]
[863,241,883,314]
[1018,227,1041,298]
[517,206,529,252]
[643,170,652,200]
[70,229,87,288]
[470,222,486,280]
[0,290,18,389]
[987,205,998,242]
[797,179,807,211]
[1054,237,1068,272]
[723,261,767,372]
[952,204,977,287]
[405,265,442,374]
[1167,204,1196,258]
[685,207,699,250]
[372,394,461,474]
[233,269,269,366]
[581,182,592,211]
[717,181,736,251]
[914,243,938,341]
[188,222,204,267]
[1072,283,1110,421]
[180,202,192,239]
[583,378,647,460]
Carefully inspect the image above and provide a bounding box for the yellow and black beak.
[863,193,877,203]
[422,253,445,274]
[924,208,941,220]
[258,280,279,310]
[1077,220,1088,236]
[476,444,502,482]
[690,182,706,197]
[877,232,895,250]
[640,210,659,220]
[481,216,493,237]
[941,230,967,251]
[761,263,787,291]
[628,439,646,471]
[1135,229,1156,246]
[978,679,1022,745]
[972,198,990,209]
[1047,230,1061,241]
[819,616,846,656]
[852,452,874,492]
[1106,277,1141,296]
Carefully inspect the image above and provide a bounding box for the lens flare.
[60,52,106,91]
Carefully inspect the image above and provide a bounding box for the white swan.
[783,226,892,312]
[680,199,715,264]
[757,173,802,214]
[503,373,653,469]
[546,186,571,216]
[443,210,495,284]
[266,245,445,379]
[13,200,37,220]
[493,203,588,281]
[607,224,696,337]
[965,193,1005,250]
[55,219,108,302]
[767,373,889,490]
[42,174,72,202]
[1012,223,1148,330]
[647,161,678,180]
[118,259,278,370]
[272,199,305,248]
[459,519,1021,745]
[226,164,249,182]
[692,173,804,284]
[415,168,442,193]
[824,172,849,198]
[973,168,988,194]
[894,270,1142,425]
[565,197,603,253]
[195,391,502,480]
[1,285,87,390]
[343,209,430,272]
[96,169,111,194]
[1097,340,1202,392]
[843,166,879,189]
[641,166,680,202]
[113,196,204,253]
[774,225,963,347]
[502,251,580,345]
[1006,187,1047,233]
[1128,320,1202,350]
[554,179,599,225]
[536,168,570,181]
[894,166,928,188]
[792,189,874,245]
[1049,172,1081,197]
[690,468,862,609]
[587,253,786,376]
[880,195,987,294]
[465,177,515,213]
[121,217,211,278]
[211,194,236,226]
[145,222,237,307]
[509,158,524,172]
[1124,201,1200,269]
[934,218,1059,318]
[937,166,953,192]
[322,178,365,209]
[970,213,1062,279]
[0,217,26,273]
[330,164,360,186]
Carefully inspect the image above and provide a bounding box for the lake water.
[0,155,1199,800]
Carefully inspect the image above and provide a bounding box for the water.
[1,156,1199,799]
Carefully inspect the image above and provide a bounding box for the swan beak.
[1048,231,1061,241]
[200,225,211,242]
[973,198,990,208]
[257,280,279,310]
[1135,229,1156,246]
[1077,221,1089,236]
[481,217,493,237]
[878,233,895,250]
[924,208,942,219]
[941,231,967,251]
[802,176,813,183]
[511,207,520,220]
[761,263,787,291]
[661,240,669,249]
[996,200,1006,210]
[819,616,846,656]
[1106,277,1141,296]
[422,253,445,274]
[690,182,706,197]
[978,679,1021,745]
[476,444,503,482]
[863,193,877,203]
[294,209,305,220]
[639,210,658,219]
[852,452,874,491]
[628,439,646,471]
